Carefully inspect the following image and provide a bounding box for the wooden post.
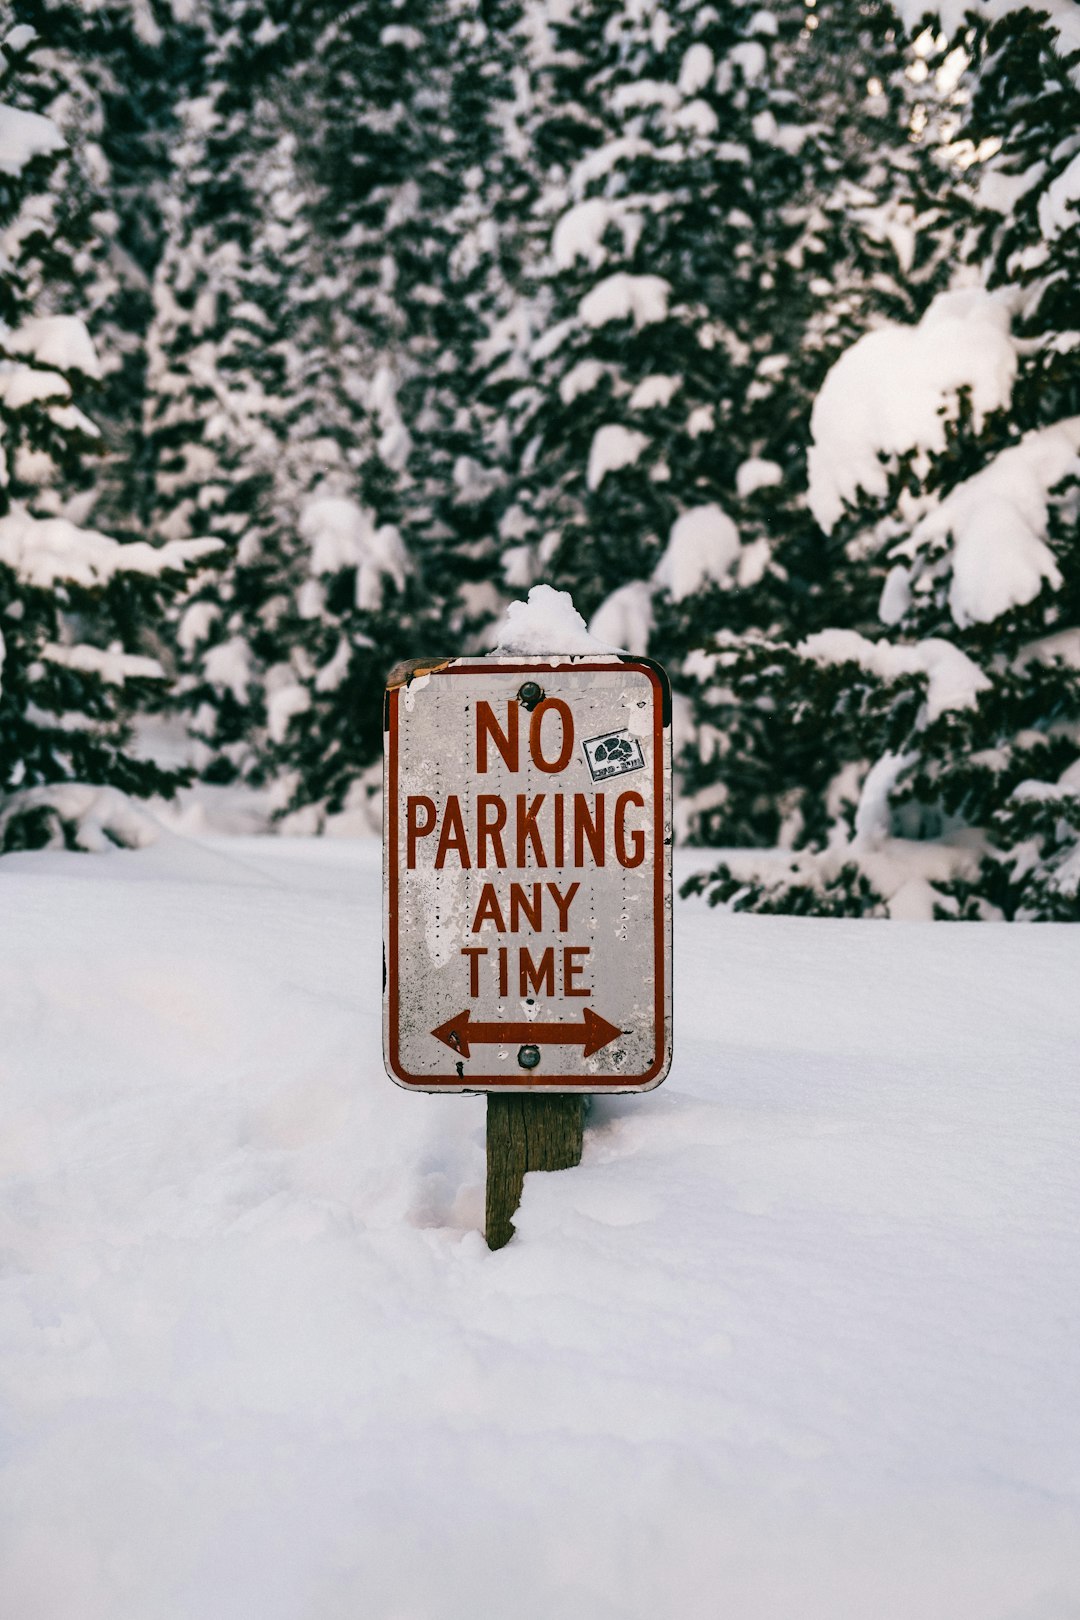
[486,1094,585,1250]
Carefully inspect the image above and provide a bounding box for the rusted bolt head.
[517,681,544,708]
[517,1043,541,1070]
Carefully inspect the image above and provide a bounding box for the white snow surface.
[0,836,1078,1619]
[808,289,1018,532]
[492,583,614,655]
[298,495,409,613]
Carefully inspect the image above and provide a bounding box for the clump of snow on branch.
[299,495,409,612]
[578,272,671,331]
[492,585,614,655]
[1039,151,1080,240]
[0,103,64,176]
[851,750,919,853]
[0,368,71,410]
[0,784,160,852]
[800,629,990,722]
[589,581,655,656]
[7,315,102,379]
[0,506,219,588]
[891,419,1080,628]
[629,374,681,411]
[807,289,1018,531]
[587,424,649,490]
[736,458,783,497]
[552,198,617,270]
[654,505,741,601]
[203,637,254,703]
[41,643,164,685]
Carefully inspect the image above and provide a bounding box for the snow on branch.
[0,103,64,177]
[894,418,1080,627]
[0,507,220,590]
[807,289,1018,533]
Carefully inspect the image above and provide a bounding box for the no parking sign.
[383,654,672,1092]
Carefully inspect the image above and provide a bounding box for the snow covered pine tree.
[495,0,951,852]
[146,0,514,831]
[684,1,1080,919]
[0,16,214,850]
[502,0,797,635]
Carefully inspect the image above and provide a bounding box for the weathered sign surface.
[383,654,672,1093]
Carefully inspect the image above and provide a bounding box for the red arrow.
[431,1006,622,1060]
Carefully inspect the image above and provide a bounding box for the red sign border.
[384,657,671,1092]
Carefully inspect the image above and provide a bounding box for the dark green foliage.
[0,11,211,850]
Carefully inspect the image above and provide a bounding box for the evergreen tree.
[0,13,213,850]
[243,0,536,829]
[500,0,798,630]
[666,0,958,849]
[486,0,953,851]
[684,2,1080,918]
[19,0,209,546]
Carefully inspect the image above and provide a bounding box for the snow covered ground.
[1,833,1079,1620]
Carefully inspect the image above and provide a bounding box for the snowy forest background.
[1,0,1079,919]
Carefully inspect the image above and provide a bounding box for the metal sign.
[383,654,672,1093]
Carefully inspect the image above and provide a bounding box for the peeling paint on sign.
[383,655,673,1093]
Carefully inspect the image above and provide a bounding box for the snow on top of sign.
[491,584,616,655]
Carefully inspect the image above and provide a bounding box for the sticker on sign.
[383,654,672,1093]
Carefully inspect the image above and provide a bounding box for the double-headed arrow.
[432,1005,621,1059]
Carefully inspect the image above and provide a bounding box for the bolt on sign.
[383,655,672,1093]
